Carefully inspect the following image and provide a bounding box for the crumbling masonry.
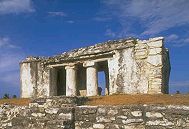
[20,37,170,98]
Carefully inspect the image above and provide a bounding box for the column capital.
[65,64,77,70]
[83,61,97,67]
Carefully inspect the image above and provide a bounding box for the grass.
[0,98,31,106]
[86,94,189,106]
[0,94,189,106]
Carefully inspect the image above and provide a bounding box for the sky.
[0,0,189,97]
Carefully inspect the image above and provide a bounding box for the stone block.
[45,108,59,114]
[107,109,118,115]
[123,125,145,129]
[58,113,72,120]
[147,40,163,48]
[122,119,143,124]
[97,107,107,115]
[31,112,45,117]
[131,111,142,117]
[96,116,113,123]
[93,123,105,129]
[146,119,174,126]
[149,48,162,55]
[147,55,162,66]
[146,112,163,118]
[117,115,128,119]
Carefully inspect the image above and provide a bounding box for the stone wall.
[0,97,86,129]
[0,97,189,129]
[75,105,189,129]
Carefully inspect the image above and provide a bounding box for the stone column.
[49,68,57,96]
[84,62,98,96]
[65,65,77,96]
[105,70,109,95]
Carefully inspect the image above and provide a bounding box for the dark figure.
[98,87,102,95]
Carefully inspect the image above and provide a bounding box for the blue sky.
[0,0,189,97]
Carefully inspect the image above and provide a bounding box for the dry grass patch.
[1,94,189,106]
[86,94,189,105]
[0,98,31,106]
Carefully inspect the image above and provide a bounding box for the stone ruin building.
[20,37,170,98]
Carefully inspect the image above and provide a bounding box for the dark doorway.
[76,63,87,96]
[56,67,66,96]
[50,66,66,96]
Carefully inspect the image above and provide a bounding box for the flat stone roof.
[21,37,164,63]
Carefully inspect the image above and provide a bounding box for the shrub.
[3,93,9,99]
[12,95,17,98]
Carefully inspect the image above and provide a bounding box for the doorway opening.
[56,67,66,96]
[97,61,109,96]
[50,66,66,96]
[76,63,87,96]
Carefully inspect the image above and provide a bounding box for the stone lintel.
[83,61,97,67]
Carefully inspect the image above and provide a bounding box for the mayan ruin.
[20,37,170,98]
[1,0,189,128]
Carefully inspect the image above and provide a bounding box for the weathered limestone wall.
[144,38,167,94]
[108,47,148,94]
[20,62,37,98]
[108,37,170,94]
[0,97,189,129]
[138,38,168,94]
[20,60,50,98]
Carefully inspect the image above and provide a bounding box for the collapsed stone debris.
[20,37,170,98]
